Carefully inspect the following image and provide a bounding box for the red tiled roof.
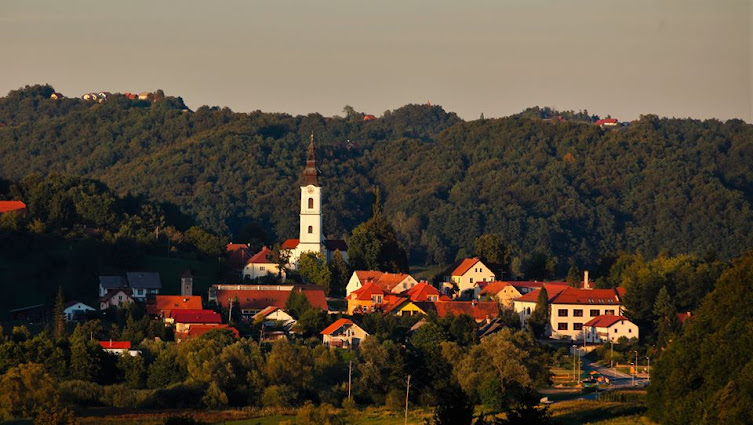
[677,311,692,324]
[181,324,239,340]
[550,287,622,305]
[355,270,384,283]
[363,114,377,121]
[170,309,222,324]
[416,301,499,322]
[247,246,276,264]
[403,282,440,301]
[227,243,249,252]
[281,239,300,249]
[584,315,630,328]
[147,296,203,316]
[354,271,414,292]
[0,201,27,214]
[448,258,482,277]
[350,281,386,301]
[596,118,619,125]
[99,341,131,350]
[227,244,253,270]
[515,284,569,303]
[215,285,328,311]
[321,318,354,335]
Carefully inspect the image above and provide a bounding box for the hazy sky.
[3,0,751,121]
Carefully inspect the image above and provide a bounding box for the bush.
[139,383,205,409]
[59,380,103,407]
[100,384,151,408]
[296,402,347,425]
[262,385,295,407]
[385,389,404,411]
[162,414,206,425]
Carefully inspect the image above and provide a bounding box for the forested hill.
[1,84,752,272]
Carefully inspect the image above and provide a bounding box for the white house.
[99,341,140,357]
[64,301,96,321]
[514,286,626,341]
[321,318,369,349]
[252,306,297,328]
[584,315,639,343]
[345,270,418,296]
[126,272,162,300]
[242,246,286,282]
[281,134,348,269]
[443,257,496,298]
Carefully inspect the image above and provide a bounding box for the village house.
[98,272,162,303]
[64,301,96,322]
[242,246,286,282]
[171,309,222,335]
[99,340,140,356]
[414,300,500,323]
[49,92,64,100]
[481,281,568,309]
[443,257,496,298]
[321,318,369,349]
[596,118,619,127]
[209,283,328,319]
[345,270,418,296]
[146,295,203,319]
[514,285,626,341]
[99,289,134,310]
[584,315,639,343]
[227,243,254,272]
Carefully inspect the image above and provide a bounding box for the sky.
[2,0,751,122]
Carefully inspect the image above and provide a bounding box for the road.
[575,357,649,400]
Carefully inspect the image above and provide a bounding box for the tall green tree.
[653,286,680,348]
[328,249,351,297]
[347,188,408,273]
[473,234,510,274]
[528,288,549,338]
[53,286,66,340]
[297,252,332,294]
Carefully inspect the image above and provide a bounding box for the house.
[99,276,127,297]
[363,114,377,121]
[281,134,348,269]
[227,243,254,272]
[126,272,162,300]
[253,306,296,326]
[64,301,96,321]
[124,92,138,100]
[100,289,135,310]
[171,309,222,334]
[482,281,569,309]
[50,92,64,100]
[255,307,297,341]
[584,315,639,343]
[402,281,447,302]
[176,324,239,342]
[209,284,328,319]
[415,300,500,323]
[383,298,431,317]
[146,295,203,318]
[595,118,619,127]
[347,281,387,314]
[242,246,286,282]
[0,201,27,215]
[443,257,496,298]
[514,286,626,341]
[99,341,139,356]
[321,318,369,349]
[138,92,152,100]
[677,311,692,325]
[345,270,418,296]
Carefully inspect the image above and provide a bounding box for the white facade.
[585,318,639,343]
[242,262,286,281]
[345,272,418,296]
[451,261,495,297]
[64,302,95,321]
[549,304,623,341]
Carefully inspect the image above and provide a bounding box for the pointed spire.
[303,131,320,185]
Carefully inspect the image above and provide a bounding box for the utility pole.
[404,374,411,425]
[646,356,651,381]
[348,360,352,400]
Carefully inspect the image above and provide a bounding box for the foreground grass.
[550,398,654,425]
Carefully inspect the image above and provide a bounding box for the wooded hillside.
[2,84,752,272]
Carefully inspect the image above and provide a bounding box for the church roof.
[303,132,320,186]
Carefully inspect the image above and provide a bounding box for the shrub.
[385,389,404,411]
[261,385,294,408]
[100,384,151,408]
[59,380,103,407]
[139,383,205,409]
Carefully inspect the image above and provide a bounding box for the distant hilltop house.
[595,118,619,127]
[49,92,64,100]
[82,92,112,103]
[363,114,377,121]
[0,201,27,215]
[99,340,140,356]
[98,272,162,309]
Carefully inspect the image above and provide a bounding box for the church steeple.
[303,132,320,186]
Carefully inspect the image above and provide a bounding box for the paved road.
[572,357,649,401]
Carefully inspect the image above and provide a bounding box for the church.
[281,134,348,269]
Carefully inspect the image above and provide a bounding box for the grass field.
[550,396,653,425]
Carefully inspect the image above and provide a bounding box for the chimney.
[583,270,590,289]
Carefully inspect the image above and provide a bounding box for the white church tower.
[298,133,324,255]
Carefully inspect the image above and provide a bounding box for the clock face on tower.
[307,186,315,194]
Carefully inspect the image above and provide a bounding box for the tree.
[53,286,66,340]
[297,252,332,294]
[0,363,58,420]
[68,325,102,382]
[347,189,408,273]
[566,264,581,287]
[653,286,680,348]
[473,234,510,274]
[527,288,549,338]
[328,249,351,297]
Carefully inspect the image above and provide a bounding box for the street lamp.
[633,350,639,386]
[610,339,615,379]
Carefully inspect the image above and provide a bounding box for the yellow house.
[384,299,429,317]
[347,281,386,314]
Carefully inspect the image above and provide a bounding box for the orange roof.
[215,285,328,311]
[550,287,623,305]
[350,281,386,301]
[403,282,440,301]
[584,315,630,328]
[99,341,131,350]
[227,244,253,270]
[321,318,355,335]
[226,243,249,252]
[147,295,202,316]
[416,301,499,322]
[515,284,569,303]
[355,270,384,283]
[0,201,26,214]
[170,309,222,324]
[281,239,299,249]
[181,324,239,340]
[447,258,482,277]
[247,246,276,264]
[355,270,414,292]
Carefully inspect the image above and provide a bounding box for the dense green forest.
[2,84,753,273]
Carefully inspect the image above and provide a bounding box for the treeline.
[1,84,753,273]
[0,311,554,424]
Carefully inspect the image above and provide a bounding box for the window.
[573,309,583,317]
[558,309,568,317]
[590,309,600,317]
[308,197,314,209]
[470,278,474,284]
[526,307,531,315]
[373,295,383,304]
[260,266,265,271]
[605,309,615,316]
[574,323,583,330]
[308,225,313,234]
[428,295,438,302]
[558,323,568,330]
